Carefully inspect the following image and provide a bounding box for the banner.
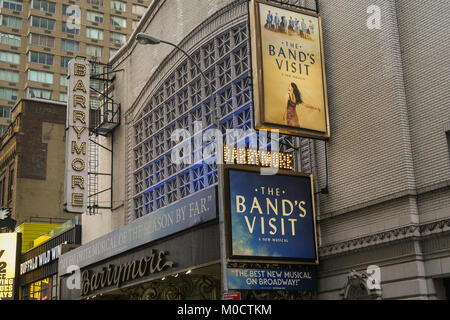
[64,57,90,214]
[249,0,330,139]
[228,268,317,291]
[224,166,318,264]
[0,233,20,300]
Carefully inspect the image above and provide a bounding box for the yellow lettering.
[72,176,85,190]
[72,193,84,207]
[74,63,87,76]
[72,158,85,171]
[74,95,86,109]
[73,80,87,93]
[73,110,86,124]
[72,141,87,155]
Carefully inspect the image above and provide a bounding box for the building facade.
[0,98,76,226]
[61,0,450,300]
[0,0,151,135]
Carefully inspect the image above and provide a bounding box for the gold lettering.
[72,141,87,155]
[72,193,84,207]
[72,158,85,171]
[73,126,86,139]
[72,175,84,190]
[74,63,87,76]
[73,79,87,93]
[73,110,86,124]
[74,95,86,109]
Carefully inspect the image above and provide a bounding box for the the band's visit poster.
[226,168,318,264]
[250,0,329,139]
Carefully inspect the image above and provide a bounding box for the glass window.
[30,16,55,31]
[86,44,103,57]
[62,21,80,35]
[111,0,126,12]
[2,0,22,11]
[7,164,13,202]
[0,32,20,46]
[1,15,21,29]
[132,4,146,17]
[61,39,79,53]
[59,92,67,102]
[110,15,126,28]
[0,50,19,64]
[86,11,103,23]
[31,0,55,14]
[28,33,55,48]
[132,20,139,31]
[60,56,70,68]
[110,48,118,59]
[0,69,18,82]
[0,175,5,206]
[87,0,103,7]
[60,74,67,86]
[0,106,11,118]
[0,87,18,100]
[28,51,53,66]
[28,69,53,84]
[86,27,103,40]
[109,31,126,44]
[27,87,52,99]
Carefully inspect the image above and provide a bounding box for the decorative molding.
[319,218,450,257]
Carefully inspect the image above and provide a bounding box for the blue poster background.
[228,268,317,291]
[228,169,317,261]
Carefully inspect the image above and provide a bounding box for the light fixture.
[136,33,161,45]
[186,270,192,275]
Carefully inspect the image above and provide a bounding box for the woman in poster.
[283,83,301,127]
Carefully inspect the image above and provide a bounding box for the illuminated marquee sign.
[224,165,318,264]
[223,145,293,170]
[64,58,90,214]
[0,233,21,300]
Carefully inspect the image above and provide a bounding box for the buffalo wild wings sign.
[64,58,90,213]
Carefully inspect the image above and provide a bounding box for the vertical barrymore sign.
[249,0,330,139]
[65,58,90,213]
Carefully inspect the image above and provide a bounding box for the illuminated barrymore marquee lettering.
[64,58,90,213]
[223,145,293,170]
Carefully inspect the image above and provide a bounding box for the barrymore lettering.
[81,250,173,296]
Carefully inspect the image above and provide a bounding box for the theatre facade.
[58,0,450,300]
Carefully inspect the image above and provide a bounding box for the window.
[62,21,80,35]
[0,15,21,29]
[0,51,19,64]
[86,44,102,57]
[0,69,18,82]
[86,11,104,23]
[0,32,20,46]
[132,4,146,17]
[2,0,22,11]
[28,69,53,84]
[7,164,13,202]
[86,27,103,40]
[0,87,17,100]
[0,175,5,206]
[110,48,118,59]
[60,74,67,86]
[59,92,67,102]
[31,0,55,14]
[30,16,55,31]
[110,15,126,28]
[0,106,11,118]
[28,51,53,66]
[61,39,79,53]
[60,56,70,68]
[27,87,51,99]
[132,20,139,31]
[109,31,125,44]
[87,0,103,7]
[28,33,55,48]
[111,0,126,12]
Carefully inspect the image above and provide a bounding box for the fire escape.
[87,60,121,215]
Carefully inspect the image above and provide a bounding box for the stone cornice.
[319,218,450,257]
